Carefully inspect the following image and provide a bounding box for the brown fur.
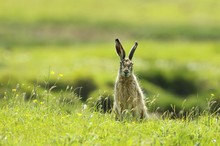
[113,39,148,120]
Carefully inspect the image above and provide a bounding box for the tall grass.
[0,84,219,145]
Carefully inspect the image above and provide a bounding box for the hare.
[113,38,148,120]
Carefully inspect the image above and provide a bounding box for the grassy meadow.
[0,0,220,145]
[0,98,219,145]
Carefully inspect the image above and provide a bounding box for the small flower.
[58,73,63,77]
[33,99,38,103]
[77,113,82,117]
[40,102,44,105]
[50,71,55,75]
[12,89,16,92]
[211,93,215,97]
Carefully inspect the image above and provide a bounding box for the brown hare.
[113,38,148,120]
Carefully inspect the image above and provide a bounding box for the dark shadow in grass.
[72,77,97,102]
[30,76,97,102]
[138,67,200,97]
[95,94,113,113]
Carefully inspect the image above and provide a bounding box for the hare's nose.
[124,70,129,74]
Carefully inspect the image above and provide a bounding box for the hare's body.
[114,74,148,119]
[113,39,148,120]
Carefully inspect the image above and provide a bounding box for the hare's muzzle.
[122,69,130,77]
[124,70,129,75]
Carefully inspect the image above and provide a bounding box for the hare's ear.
[128,41,138,60]
[115,38,125,60]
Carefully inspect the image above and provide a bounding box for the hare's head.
[115,38,138,77]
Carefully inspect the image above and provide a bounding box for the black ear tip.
[135,41,138,45]
[115,38,119,42]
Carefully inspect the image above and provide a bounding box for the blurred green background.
[1,0,220,114]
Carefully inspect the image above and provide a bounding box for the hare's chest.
[116,81,137,101]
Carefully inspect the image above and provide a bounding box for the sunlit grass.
[1,0,220,145]
[1,40,220,145]
[1,0,220,46]
[1,41,220,79]
[1,40,220,114]
[0,0,220,25]
[0,92,219,145]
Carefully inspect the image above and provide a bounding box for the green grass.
[1,41,220,113]
[1,0,220,25]
[1,0,220,145]
[1,0,220,46]
[1,41,220,78]
[0,94,219,145]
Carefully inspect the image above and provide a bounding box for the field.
[1,0,220,145]
[0,98,219,145]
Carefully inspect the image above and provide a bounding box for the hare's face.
[120,59,133,77]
